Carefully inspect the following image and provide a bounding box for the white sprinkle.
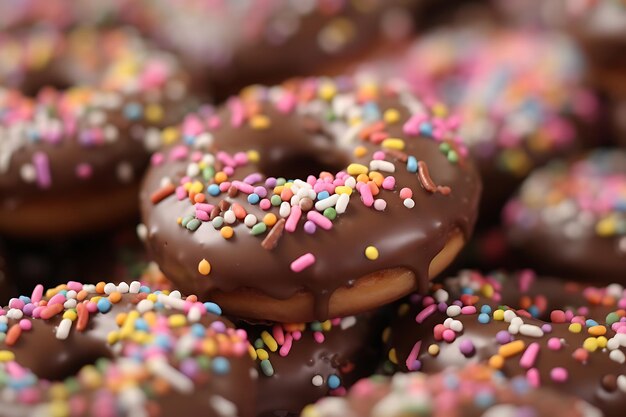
[311,375,324,387]
[55,318,72,340]
[433,289,449,303]
[446,305,461,317]
[7,309,23,320]
[369,160,395,173]
[169,290,182,299]
[610,349,626,364]
[137,299,154,314]
[503,310,517,323]
[158,293,185,310]
[618,375,626,393]
[186,163,200,178]
[374,199,387,211]
[129,281,141,294]
[340,316,357,330]
[607,337,621,351]
[449,320,463,332]
[117,282,130,294]
[279,201,291,218]
[403,198,415,209]
[187,305,202,323]
[147,358,194,394]
[315,194,339,211]
[194,132,214,149]
[224,210,236,224]
[104,283,117,295]
[519,324,544,338]
[118,387,147,417]
[244,214,258,227]
[209,396,237,417]
[335,193,350,214]
[20,163,36,183]
[344,176,356,189]
[63,299,77,309]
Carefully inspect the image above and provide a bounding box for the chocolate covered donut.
[394,27,599,218]
[244,314,382,417]
[503,149,626,283]
[140,76,481,322]
[0,26,192,238]
[0,280,257,417]
[302,364,600,417]
[384,269,626,416]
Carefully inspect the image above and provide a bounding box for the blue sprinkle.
[123,102,143,120]
[363,102,381,122]
[19,296,31,304]
[183,135,196,146]
[191,323,206,337]
[478,313,490,324]
[474,391,495,408]
[528,306,540,318]
[134,319,149,332]
[208,184,221,196]
[97,298,112,313]
[586,319,598,327]
[212,357,230,375]
[155,334,171,349]
[419,122,433,137]
[204,302,222,316]
[480,305,492,314]
[139,286,151,293]
[317,191,330,200]
[406,156,418,173]
[154,302,165,310]
[0,323,7,333]
[327,374,341,389]
[247,193,260,204]
[443,374,459,390]
[511,377,530,394]
[461,288,475,295]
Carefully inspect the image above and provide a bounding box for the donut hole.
[258,144,350,181]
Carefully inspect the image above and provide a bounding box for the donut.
[503,149,626,283]
[243,314,383,417]
[383,27,599,219]
[0,280,257,417]
[0,25,192,238]
[301,364,599,417]
[132,1,417,99]
[383,269,626,417]
[139,76,482,322]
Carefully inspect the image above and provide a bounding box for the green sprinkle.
[447,150,459,163]
[197,356,210,370]
[270,195,282,206]
[606,312,620,326]
[260,359,274,376]
[276,178,287,186]
[202,166,215,181]
[251,222,267,235]
[254,338,264,349]
[186,218,201,231]
[439,142,451,153]
[181,215,194,228]
[211,217,224,229]
[323,207,337,220]
[310,322,322,332]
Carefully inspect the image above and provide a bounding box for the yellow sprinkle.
[261,331,278,352]
[388,348,398,365]
[493,310,505,321]
[248,344,258,360]
[273,185,284,195]
[397,303,410,317]
[597,336,608,348]
[198,259,212,275]
[0,351,15,362]
[221,226,234,239]
[107,331,119,345]
[247,150,260,162]
[176,217,183,225]
[168,314,187,328]
[301,405,320,417]
[364,246,379,260]
[432,102,448,117]
[161,127,180,145]
[250,115,271,130]
[202,339,217,356]
[498,340,525,358]
[383,108,401,124]
[120,311,140,339]
[321,320,332,332]
[428,344,440,356]
[347,163,369,176]
[256,349,269,361]
[488,354,504,369]
[319,82,337,100]
[263,213,277,227]
[382,327,391,343]
[568,323,582,333]
[145,104,164,122]
[80,365,102,390]
[190,181,204,194]
[588,325,607,337]
[132,332,151,344]
[500,149,532,178]
[335,186,353,195]
[49,400,70,417]
[583,337,599,352]
[481,284,494,299]
[62,310,77,321]
[596,216,617,237]
[353,146,367,157]
[381,138,405,150]
[147,294,158,302]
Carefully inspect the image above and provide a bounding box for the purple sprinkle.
[304,220,317,234]
[459,340,475,356]
[495,330,512,344]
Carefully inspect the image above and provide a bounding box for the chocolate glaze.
[140,79,481,320]
[504,149,626,284]
[386,270,626,417]
[0,287,257,417]
[304,365,598,417]
[240,313,384,417]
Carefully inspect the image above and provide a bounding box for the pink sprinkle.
[290,253,316,273]
[547,338,562,350]
[208,115,221,130]
[406,341,422,371]
[519,342,539,369]
[526,368,540,388]
[66,281,82,292]
[461,306,477,315]
[276,92,296,114]
[550,367,568,383]
[304,221,316,234]
[33,152,51,189]
[243,173,262,184]
[9,299,24,310]
[232,181,255,194]
[233,152,248,166]
[285,206,302,233]
[6,362,27,378]
[307,211,333,230]
[259,199,271,210]
[313,331,325,344]
[219,182,231,192]
[272,325,285,345]
[399,187,412,199]
[370,131,388,143]
[169,145,188,161]
[518,269,535,293]
[31,285,44,303]
[195,210,209,221]
[373,151,385,160]
[48,293,66,306]
[176,186,187,200]
[415,304,437,324]
[18,319,32,331]
[75,163,92,179]
[279,334,293,357]
[217,151,236,168]
[86,301,98,313]
[382,176,396,190]
[358,182,374,207]
[442,329,456,342]
[195,203,214,212]
[228,98,245,127]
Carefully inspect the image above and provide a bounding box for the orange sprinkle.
[77,290,88,302]
[76,302,90,332]
[5,324,21,346]
[280,187,293,201]
[232,203,247,220]
[214,172,228,184]
[356,173,369,183]
[368,181,379,196]
[194,193,206,203]
[220,226,234,239]
[263,213,277,227]
[108,292,122,304]
[95,282,106,294]
[40,303,65,320]
[588,325,607,337]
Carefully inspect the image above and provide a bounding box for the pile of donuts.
[0,1,624,416]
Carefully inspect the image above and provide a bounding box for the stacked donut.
[1,1,626,416]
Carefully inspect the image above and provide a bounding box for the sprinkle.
[290,253,316,273]
[498,340,525,358]
[262,218,286,250]
[151,184,176,204]
[550,367,568,383]
[198,259,212,275]
[55,318,72,340]
[381,138,405,150]
[364,246,379,260]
